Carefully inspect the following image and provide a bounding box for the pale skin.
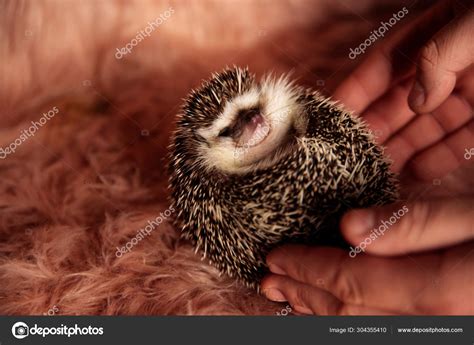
[261,0,474,315]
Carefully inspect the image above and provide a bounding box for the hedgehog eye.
[218,127,233,137]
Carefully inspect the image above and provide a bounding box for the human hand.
[260,0,474,316]
[333,0,474,179]
[261,198,474,315]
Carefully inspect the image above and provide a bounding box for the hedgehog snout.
[218,107,270,148]
[193,71,305,174]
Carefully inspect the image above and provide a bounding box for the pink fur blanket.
[0,0,415,315]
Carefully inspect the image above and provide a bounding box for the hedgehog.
[169,66,397,289]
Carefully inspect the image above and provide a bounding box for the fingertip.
[260,274,288,302]
[408,80,426,111]
[332,84,350,107]
[408,70,457,114]
[332,76,367,114]
[340,209,375,241]
[260,275,287,302]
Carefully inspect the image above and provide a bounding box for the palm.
[333,57,473,185]
[332,0,473,184]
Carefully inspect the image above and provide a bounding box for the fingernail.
[293,304,313,315]
[346,209,374,235]
[263,288,287,302]
[408,81,425,107]
[268,263,286,275]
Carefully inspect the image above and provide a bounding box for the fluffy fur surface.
[1,0,421,315]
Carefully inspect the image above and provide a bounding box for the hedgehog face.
[183,68,307,174]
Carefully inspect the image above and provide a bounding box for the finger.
[262,274,340,315]
[261,274,395,315]
[334,50,397,114]
[361,77,415,144]
[341,198,474,256]
[408,11,474,113]
[266,245,443,313]
[385,93,473,172]
[456,66,474,105]
[333,1,453,114]
[408,119,474,180]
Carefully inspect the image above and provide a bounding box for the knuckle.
[419,39,441,71]
[403,202,431,246]
[297,267,313,285]
[332,256,363,305]
[292,248,317,283]
[290,285,315,313]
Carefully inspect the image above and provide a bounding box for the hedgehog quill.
[169,67,398,289]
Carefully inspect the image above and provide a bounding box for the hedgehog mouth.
[219,107,270,148]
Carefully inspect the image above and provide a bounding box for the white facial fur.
[197,75,307,174]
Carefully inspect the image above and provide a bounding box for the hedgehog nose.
[217,107,270,147]
[218,108,260,139]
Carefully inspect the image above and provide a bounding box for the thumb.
[340,197,474,256]
[408,11,474,113]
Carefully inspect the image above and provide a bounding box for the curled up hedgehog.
[169,67,398,289]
